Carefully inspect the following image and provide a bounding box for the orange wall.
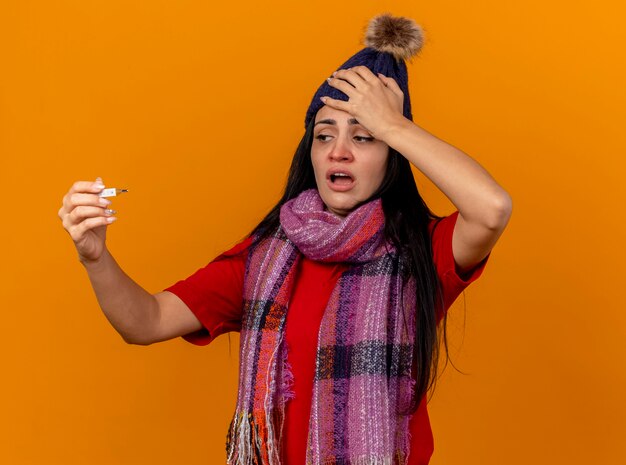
[1,1,625,464]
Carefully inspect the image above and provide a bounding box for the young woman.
[58,14,511,465]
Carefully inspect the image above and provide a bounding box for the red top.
[164,210,489,465]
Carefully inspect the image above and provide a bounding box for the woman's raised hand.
[323,66,406,141]
[58,177,117,264]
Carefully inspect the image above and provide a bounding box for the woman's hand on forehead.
[323,66,405,142]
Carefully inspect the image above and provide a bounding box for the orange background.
[1,1,625,464]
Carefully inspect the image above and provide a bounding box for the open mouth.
[330,173,354,185]
[326,170,355,192]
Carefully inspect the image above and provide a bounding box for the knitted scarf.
[226,188,417,465]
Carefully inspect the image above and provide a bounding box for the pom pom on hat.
[304,13,426,128]
[364,14,424,62]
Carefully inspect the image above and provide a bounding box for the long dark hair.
[247,117,450,414]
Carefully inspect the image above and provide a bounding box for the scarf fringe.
[312,451,409,465]
[280,343,295,402]
[226,409,285,465]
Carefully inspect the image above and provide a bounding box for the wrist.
[79,247,112,272]
[378,114,413,145]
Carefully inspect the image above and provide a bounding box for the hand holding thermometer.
[98,188,129,198]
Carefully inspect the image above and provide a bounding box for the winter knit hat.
[304,13,425,129]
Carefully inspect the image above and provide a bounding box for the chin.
[321,191,362,217]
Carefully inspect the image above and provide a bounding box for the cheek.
[310,151,322,177]
[367,156,389,188]
[372,170,386,191]
[311,146,324,172]
[310,151,327,186]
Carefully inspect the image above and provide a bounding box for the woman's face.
[311,105,390,217]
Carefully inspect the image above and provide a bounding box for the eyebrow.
[314,118,360,126]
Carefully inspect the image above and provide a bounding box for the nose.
[328,136,354,162]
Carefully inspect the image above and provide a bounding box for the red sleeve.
[162,236,252,346]
[429,210,490,317]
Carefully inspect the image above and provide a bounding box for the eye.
[354,135,375,142]
[315,134,332,142]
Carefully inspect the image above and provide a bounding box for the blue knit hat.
[304,14,425,129]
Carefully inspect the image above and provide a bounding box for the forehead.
[314,105,359,125]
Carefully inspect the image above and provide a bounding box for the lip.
[325,167,355,192]
[326,167,355,181]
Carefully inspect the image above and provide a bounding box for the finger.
[67,205,115,226]
[377,74,404,96]
[346,65,378,83]
[320,96,351,113]
[63,179,106,213]
[69,179,106,195]
[331,68,367,88]
[62,204,109,231]
[326,77,357,97]
[67,216,116,242]
[63,192,111,213]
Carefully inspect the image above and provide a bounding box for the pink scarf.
[226,188,417,465]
